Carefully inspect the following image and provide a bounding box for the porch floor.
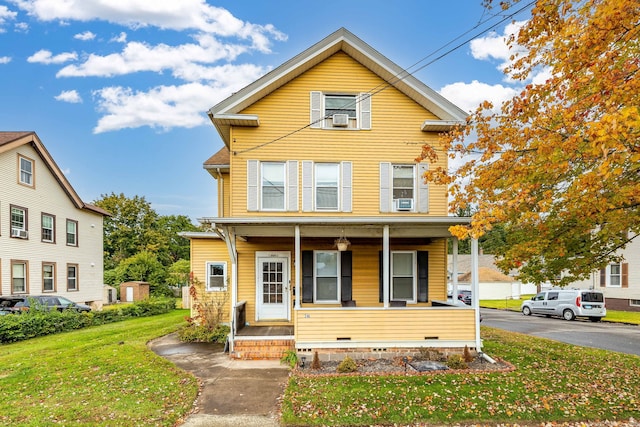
[236,325,294,337]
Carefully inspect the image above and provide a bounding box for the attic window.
[325,94,356,118]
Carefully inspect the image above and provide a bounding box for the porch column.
[471,237,481,350]
[294,225,301,309]
[451,237,459,300]
[383,225,390,307]
[221,225,238,353]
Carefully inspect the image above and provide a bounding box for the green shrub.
[177,324,229,343]
[280,349,299,369]
[446,354,468,370]
[0,297,176,344]
[337,356,358,373]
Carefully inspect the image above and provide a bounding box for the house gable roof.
[208,27,468,146]
[0,131,110,216]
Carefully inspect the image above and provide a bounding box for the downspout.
[471,237,481,352]
[295,225,301,309]
[219,225,238,353]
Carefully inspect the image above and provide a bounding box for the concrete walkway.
[149,333,290,427]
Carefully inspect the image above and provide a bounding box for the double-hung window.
[315,163,339,210]
[310,91,371,129]
[42,213,55,243]
[609,263,622,287]
[43,263,55,292]
[206,261,227,291]
[380,163,429,213]
[67,264,78,291]
[391,251,417,303]
[10,205,28,238]
[12,261,28,294]
[66,219,78,246]
[247,160,298,212]
[314,251,340,303]
[261,162,286,210]
[19,155,34,186]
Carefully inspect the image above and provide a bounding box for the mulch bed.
[296,354,514,377]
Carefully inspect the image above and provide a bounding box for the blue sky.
[0,0,535,222]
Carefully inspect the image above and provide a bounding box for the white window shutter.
[417,163,429,213]
[359,92,371,130]
[379,162,391,213]
[247,160,259,211]
[310,91,322,129]
[341,161,352,212]
[287,160,298,212]
[302,161,313,212]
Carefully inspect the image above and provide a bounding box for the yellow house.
[185,28,481,360]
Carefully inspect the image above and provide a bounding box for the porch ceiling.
[198,216,470,239]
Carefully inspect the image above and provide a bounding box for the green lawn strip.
[0,309,198,426]
[281,327,640,426]
[480,298,640,325]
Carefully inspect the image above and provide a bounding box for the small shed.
[104,284,117,305]
[120,281,150,302]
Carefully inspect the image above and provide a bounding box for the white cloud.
[440,80,518,114]
[57,34,250,79]
[14,21,28,32]
[470,21,527,66]
[110,31,127,43]
[0,5,17,32]
[11,0,286,52]
[74,30,95,40]
[0,56,11,64]
[28,49,77,64]
[55,89,82,103]
[92,75,261,133]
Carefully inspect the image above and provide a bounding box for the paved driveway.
[481,308,640,356]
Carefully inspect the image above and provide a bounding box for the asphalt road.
[481,308,640,357]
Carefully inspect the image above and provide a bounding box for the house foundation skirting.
[295,340,480,362]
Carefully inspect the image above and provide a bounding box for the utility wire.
[233,0,535,155]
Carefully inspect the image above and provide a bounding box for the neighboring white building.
[448,254,537,300]
[569,234,640,312]
[0,131,109,309]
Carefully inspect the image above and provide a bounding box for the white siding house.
[0,132,109,308]
[569,235,640,312]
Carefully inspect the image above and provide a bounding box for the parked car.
[0,295,91,313]
[457,290,472,305]
[521,289,605,321]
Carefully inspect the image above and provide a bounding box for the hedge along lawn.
[281,327,640,426]
[0,309,198,426]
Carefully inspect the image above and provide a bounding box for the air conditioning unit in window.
[395,198,414,211]
[11,228,28,238]
[332,114,349,127]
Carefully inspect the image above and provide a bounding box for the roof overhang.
[421,119,466,132]
[195,216,470,239]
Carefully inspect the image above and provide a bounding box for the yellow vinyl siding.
[227,52,449,217]
[295,308,476,342]
[189,237,232,322]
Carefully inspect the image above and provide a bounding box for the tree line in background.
[94,193,200,297]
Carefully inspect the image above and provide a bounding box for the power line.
[234,0,535,155]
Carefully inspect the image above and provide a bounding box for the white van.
[521,289,606,321]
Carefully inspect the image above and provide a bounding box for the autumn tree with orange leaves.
[419,0,639,285]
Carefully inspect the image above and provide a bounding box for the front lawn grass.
[481,297,640,325]
[281,327,640,426]
[0,309,197,426]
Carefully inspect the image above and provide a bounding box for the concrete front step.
[232,338,294,360]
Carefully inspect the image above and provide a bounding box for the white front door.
[256,253,290,321]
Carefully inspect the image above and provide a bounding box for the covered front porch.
[200,216,481,359]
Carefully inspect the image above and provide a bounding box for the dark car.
[0,295,91,313]
[457,290,472,305]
